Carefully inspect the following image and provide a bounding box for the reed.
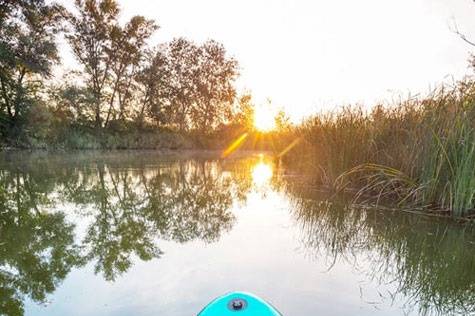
[284,79,475,218]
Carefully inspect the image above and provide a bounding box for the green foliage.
[140,38,239,132]
[0,152,240,309]
[66,0,158,128]
[0,0,65,142]
[0,0,242,148]
[65,1,238,133]
[286,80,475,218]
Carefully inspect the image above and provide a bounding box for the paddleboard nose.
[198,291,282,315]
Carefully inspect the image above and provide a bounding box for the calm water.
[0,151,474,316]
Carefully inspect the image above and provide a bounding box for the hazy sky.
[59,0,475,121]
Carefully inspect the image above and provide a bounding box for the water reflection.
[286,185,475,315]
[251,160,273,186]
[0,152,473,316]
[0,167,83,316]
[0,153,244,315]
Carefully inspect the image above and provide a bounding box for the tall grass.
[284,80,475,218]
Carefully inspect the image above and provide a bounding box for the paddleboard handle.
[228,298,247,311]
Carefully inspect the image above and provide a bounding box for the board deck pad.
[198,292,281,315]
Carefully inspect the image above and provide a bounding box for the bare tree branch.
[450,18,475,47]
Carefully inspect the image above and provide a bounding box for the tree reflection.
[0,169,82,316]
[76,165,164,281]
[0,153,241,315]
[287,185,475,315]
[141,161,234,243]
[75,161,236,281]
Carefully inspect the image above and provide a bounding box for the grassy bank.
[1,125,193,150]
[282,79,475,218]
[0,122,273,152]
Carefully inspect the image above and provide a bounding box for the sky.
[58,0,475,122]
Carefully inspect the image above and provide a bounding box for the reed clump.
[285,79,475,218]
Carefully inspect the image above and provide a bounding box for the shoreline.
[0,148,274,162]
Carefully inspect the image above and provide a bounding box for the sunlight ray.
[221,133,249,158]
[277,138,301,158]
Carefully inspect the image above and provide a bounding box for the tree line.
[0,0,244,147]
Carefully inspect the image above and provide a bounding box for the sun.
[254,105,276,132]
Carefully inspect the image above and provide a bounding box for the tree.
[49,75,96,126]
[67,0,157,129]
[233,93,255,130]
[0,0,65,141]
[104,15,158,124]
[142,38,239,132]
[275,109,292,131]
[135,47,169,127]
[160,38,198,131]
[451,17,475,70]
[66,0,119,129]
[190,40,238,132]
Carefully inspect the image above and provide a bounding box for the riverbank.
[0,149,272,165]
[0,124,248,151]
[0,122,287,158]
[281,79,475,219]
[1,125,201,150]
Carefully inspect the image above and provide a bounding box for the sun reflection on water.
[251,160,273,186]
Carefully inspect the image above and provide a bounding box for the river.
[0,151,473,316]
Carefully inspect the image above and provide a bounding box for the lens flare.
[222,133,248,158]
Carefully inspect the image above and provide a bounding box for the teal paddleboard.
[198,291,282,315]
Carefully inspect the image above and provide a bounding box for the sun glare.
[254,106,276,132]
[252,161,273,186]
